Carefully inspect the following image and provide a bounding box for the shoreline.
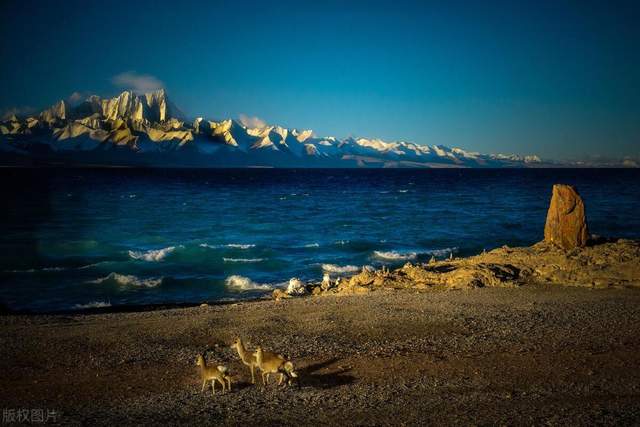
[0,296,271,317]
[4,237,639,316]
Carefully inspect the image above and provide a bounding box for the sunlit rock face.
[0,89,546,167]
[544,184,589,249]
[40,100,66,123]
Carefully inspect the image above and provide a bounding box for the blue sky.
[1,0,639,159]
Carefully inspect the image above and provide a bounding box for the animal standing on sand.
[254,345,298,387]
[196,354,232,395]
[231,337,258,384]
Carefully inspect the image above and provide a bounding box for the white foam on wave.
[398,189,409,193]
[77,261,111,270]
[73,301,112,310]
[304,243,320,248]
[223,257,265,263]
[199,243,256,250]
[128,246,178,262]
[374,247,458,262]
[224,275,273,291]
[321,264,362,273]
[226,244,256,249]
[373,250,418,261]
[88,272,163,288]
[428,247,458,257]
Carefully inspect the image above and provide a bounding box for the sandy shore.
[2,285,640,425]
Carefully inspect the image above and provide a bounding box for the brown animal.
[196,354,232,395]
[254,346,298,387]
[230,337,258,384]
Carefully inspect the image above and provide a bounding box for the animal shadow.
[298,357,356,389]
[229,380,255,391]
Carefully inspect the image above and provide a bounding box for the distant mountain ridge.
[1,89,548,167]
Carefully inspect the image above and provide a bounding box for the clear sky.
[1,0,639,160]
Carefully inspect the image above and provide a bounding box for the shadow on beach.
[299,357,356,389]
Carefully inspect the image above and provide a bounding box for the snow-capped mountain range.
[0,89,544,168]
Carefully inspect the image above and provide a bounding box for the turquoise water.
[1,168,639,312]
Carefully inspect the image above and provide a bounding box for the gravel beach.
[2,285,640,425]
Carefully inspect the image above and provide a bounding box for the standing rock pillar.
[544,184,589,249]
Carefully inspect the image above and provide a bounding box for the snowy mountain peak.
[292,129,313,143]
[0,89,546,168]
[40,100,66,123]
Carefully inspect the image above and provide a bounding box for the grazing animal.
[254,346,298,387]
[231,337,258,384]
[196,354,232,395]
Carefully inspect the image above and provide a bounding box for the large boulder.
[544,184,589,249]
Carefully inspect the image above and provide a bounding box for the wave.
[398,189,409,193]
[77,261,111,270]
[226,243,256,249]
[5,266,67,273]
[427,247,458,257]
[373,250,418,261]
[73,301,112,310]
[304,243,320,248]
[88,272,163,288]
[199,243,256,249]
[321,264,361,273]
[374,247,457,262]
[7,262,120,273]
[223,257,265,263]
[128,246,178,262]
[224,275,273,291]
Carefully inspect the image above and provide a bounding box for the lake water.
[1,168,639,312]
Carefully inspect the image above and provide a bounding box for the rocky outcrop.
[544,184,589,249]
[286,278,307,296]
[282,239,640,300]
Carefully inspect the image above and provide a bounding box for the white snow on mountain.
[0,89,546,168]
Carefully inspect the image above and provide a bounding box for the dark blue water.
[1,168,639,312]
